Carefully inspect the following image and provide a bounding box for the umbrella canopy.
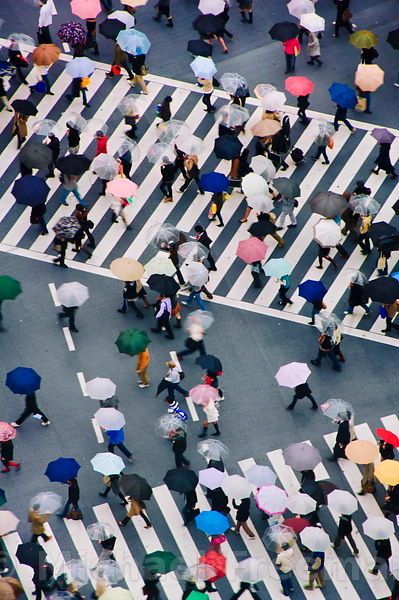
[56,155,91,175]
[11,99,37,116]
[327,490,358,515]
[147,222,180,248]
[370,221,399,249]
[236,237,268,263]
[158,120,191,144]
[65,113,87,132]
[45,458,81,483]
[156,414,188,438]
[53,216,81,239]
[328,82,357,109]
[86,378,116,401]
[99,18,127,40]
[16,542,46,568]
[0,276,22,302]
[355,64,384,92]
[87,522,114,542]
[314,312,342,339]
[187,39,213,57]
[364,516,395,540]
[255,485,287,515]
[164,468,199,493]
[118,97,139,117]
[107,178,138,198]
[273,178,300,199]
[195,354,222,373]
[314,219,341,248]
[214,136,243,160]
[0,511,19,535]
[30,491,62,514]
[109,10,136,27]
[110,258,144,281]
[197,439,229,461]
[251,119,282,138]
[372,128,395,144]
[193,14,224,34]
[119,474,153,499]
[100,589,133,600]
[263,258,293,278]
[220,72,248,95]
[147,274,179,297]
[300,12,325,32]
[199,549,226,581]
[20,142,52,169]
[263,524,297,551]
[244,464,276,487]
[387,28,399,50]
[250,156,276,179]
[309,191,347,218]
[285,76,314,96]
[92,560,122,584]
[375,428,399,447]
[56,282,89,307]
[71,0,102,19]
[57,22,87,45]
[300,527,330,551]
[350,29,378,49]
[143,551,178,575]
[301,479,328,506]
[92,154,119,181]
[320,399,353,420]
[283,516,310,533]
[217,105,249,128]
[32,119,58,136]
[298,279,327,302]
[145,255,176,277]
[198,0,225,14]
[247,195,274,212]
[287,0,315,19]
[186,262,210,287]
[350,194,380,216]
[116,29,151,55]
[175,134,205,156]
[249,221,276,238]
[254,83,277,99]
[364,277,399,303]
[190,56,217,79]
[269,21,299,42]
[345,440,379,464]
[283,443,321,471]
[236,558,267,584]
[262,91,287,112]
[0,422,16,443]
[199,172,229,193]
[91,452,125,475]
[32,43,61,66]
[275,362,311,388]
[221,474,251,498]
[5,366,40,394]
[375,460,399,486]
[195,511,229,535]
[94,408,125,430]
[185,310,214,331]
[199,467,225,490]
[147,142,175,164]
[178,242,209,263]
[65,56,95,79]
[189,384,219,406]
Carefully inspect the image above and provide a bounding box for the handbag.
[327,137,334,149]
[140,64,149,76]
[66,508,83,520]
[210,202,217,214]
[53,243,62,253]
[355,97,367,112]
[377,255,387,271]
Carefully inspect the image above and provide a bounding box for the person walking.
[356,212,372,255]
[117,281,145,318]
[58,305,79,332]
[99,473,128,505]
[358,462,376,495]
[37,0,53,44]
[311,331,342,371]
[73,204,95,250]
[198,399,221,437]
[106,43,135,81]
[181,284,209,310]
[361,46,378,64]
[58,479,82,519]
[382,483,399,516]
[95,130,108,157]
[153,0,173,27]
[333,514,359,555]
[381,300,399,334]
[96,535,116,563]
[128,53,149,94]
[182,489,199,525]
[8,38,28,84]
[276,195,297,228]
[44,132,60,178]
[304,551,325,590]
[136,348,150,389]
[194,225,217,271]
[105,428,134,462]
[209,191,225,227]
[307,32,322,65]
[177,325,206,360]
[111,197,131,229]
[250,261,263,289]
[157,361,188,401]
[29,504,51,542]
[156,96,172,126]
[167,240,186,286]
[286,382,317,410]
[0,77,12,112]
[66,122,80,154]
[344,279,370,315]
[165,396,188,421]
[312,128,332,164]
[204,369,224,400]
[0,439,21,473]
[11,392,50,428]
[282,37,301,74]
[373,142,398,179]
[198,77,215,112]
[333,0,355,37]
[143,572,161,600]
[334,104,356,133]
[171,427,190,468]
[278,274,293,306]
[297,94,310,125]
[230,582,261,599]
[238,0,253,23]
[53,236,69,268]
[160,156,176,203]
[231,497,256,539]
[11,112,28,149]
[379,439,395,461]
[59,174,84,207]
[330,417,351,460]
[276,543,294,597]
[308,297,326,325]
[179,155,204,194]
[85,18,99,55]
[30,203,48,235]
[65,77,91,107]
[119,497,152,528]
[316,243,338,270]
[151,294,174,339]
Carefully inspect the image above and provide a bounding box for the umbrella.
[283,516,310,533]
[145,256,176,277]
[32,119,58,136]
[100,589,133,600]
[327,490,358,514]
[350,30,378,49]
[57,22,87,46]
[244,464,276,487]
[30,491,62,514]
[183,564,217,583]
[236,238,268,263]
[199,172,229,193]
[0,511,19,535]
[263,524,296,551]
[11,99,37,116]
[249,221,275,239]
[236,557,267,584]
[195,511,229,535]
[146,222,180,248]
[193,14,224,35]
[372,128,395,144]
[275,362,311,388]
[53,216,81,239]
[220,72,248,95]
[92,560,122,584]
[254,83,277,99]
[164,468,199,493]
[158,120,191,144]
[20,141,52,169]
[107,178,138,198]
[221,475,251,498]
[261,91,287,112]
[370,222,399,249]
[119,474,153,499]
[110,258,144,281]
[269,21,299,42]
[301,479,327,506]
[198,0,225,14]
[108,10,136,27]
[123,0,149,4]
[87,522,114,542]
[196,355,222,372]
[197,439,229,461]
[273,178,300,199]
[345,269,368,286]
[91,452,125,475]
[99,19,127,40]
[56,282,89,307]
[65,113,87,132]
[255,485,287,515]
[263,258,293,278]
[314,219,341,248]
[147,142,175,164]
[190,56,217,79]
[45,458,81,483]
[199,549,226,581]
[251,119,282,138]
[56,155,91,175]
[189,384,219,406]
[199,467,225,490]
[94,408,125,430]
[300,527,330,551]
[0,489,6,507]
[92,155,119,181]
[320,399,353,420]
[375,428,399,447]
[66,559,89,587]
[16,543,46,568]
[345,440,379,464]
[250,156,276,179]
[247,195,274,213]
[186,262,210,287]
[350,195,380,216]
[175,134,205,156]
[0,276,22,302]
[118,97,139,117]
[178,242,209,263]
[283,443,321,471]
[314,312,342,338]
[216,105,249,128]
[309,191,347,218]
[32,43,61,66]
[364,517,395,540]
[355,64,384,92]
[8,32,35,47]
[156,414,188,438]
[147,274,179,297]
[387,28,399,50]
[328,82,357,109]
[187,39,213,57]
[364,277,399,303]
[5,366,40,394]
[86,378,116,401]
[117,137,140,163]
[65,56,95,79]
[71,0,102,19]
[285,76,314,96]
[214,136,243,160]
[0,422,16,443]
[287,0,315,19]
[298,279,327,302]
[143,551,177,575]
[375,460,399,486]
[116,29,151,55]
[300,13,325,32]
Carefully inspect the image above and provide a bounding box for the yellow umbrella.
[355,64,384,92]
[251,119,281,138]
[375,459,399,486]
[110,257,144,281]
[345,440,379,464]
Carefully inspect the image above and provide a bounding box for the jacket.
[195,231,212,249]
[348,283,368,307]
[12,114,28,138]
[67,127,80,147]
[129,53,146,75]
[136,349,150,370]
[95,135,108,156]
[307,32,320,57]
[283,38,301,56]
[47,136,60,160]
[161,163,176,181]
[336,420,351,447]
[172,434,187,455]
[375,539,392,560]
[25,393,39,411]
[337,514,353,536]
[68,478,80,502]
[28,509,48,534]
[294,383,311,398]
[233,498,250,521]
[127,498,145,517]
[107,428,125,444]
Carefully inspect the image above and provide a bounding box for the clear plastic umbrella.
[345,269,368,286]
[90,452,125,475]
[87,522,114,541]
[156,414,188,438]
[65,113,87,132]
[158,120,191,144]
[327,490,358,515]
[117,96,139,116]
[94,408,125,430]
[244,464,277,487]
[320,399,353,420]
[181,563,217,581]
[186,262,209,287]
[286,493,316,515]
[30,492,62,514]
[92,560,123,584]
[236,557,268,584]
[146,222,180,248]
[300,527,330,551]
[318,121,335,136]
[91,154,119,180]
[145,255,176,276]
[250,156,276,180]
[184,310,214,330]
[350,194,380,216]
[216,105,249,127]
[261,91,286,111]
[65,559,89,587]
[247,194,274,213]
[190,56,217,79]
[220,72,248,95]
[116,137,141,162]
[56,282,89,307]
[85,378,116,401]
[175,134,205,156]
[147,142,176,164]
[314,311,342,337]
[85,118,109,136]
[254,83,277,99]
[221,474,251,498]
[178,242,209,263]
[263,524,296,550]
[197,438,229,461]
[32,119,57,136]
[8,33,36,49]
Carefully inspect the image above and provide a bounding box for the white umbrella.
[198,0,225,15]
[178,241,209,263]
[184,310,214,331]
[108,10,135,27]
[65,56,95,79]
[221,474,252,498]
[363,517,394,540]
[158,119,191,144]
[217,105,249,127]
[85,378,116,401]
[0,511,20,535]
[247,194,274,213]
[250,156,276,180]
[91,452,125,475]
[313,218,341,248]
[190,56,217,79]
[286,493,317,515]
[87,522,114,541]
[117,96,139,116]
[144,255,176,276]
[300,527,330,551]
[147,142,175,164]
[65,558,89,587]
[242,173,269,196]
[275,362,311,388]
[255,485,287,515]
[94,408,125,430]
[186,262,209,287]
[327,490,358,515]
[220,72,248,95]
[389,556,399,579]
[262,91,286,111]
[175,134,205,156]
[199,467,225,490]
[300,12,325,32]
[32,119,57,136]
[91,154,119,180]
[287,0,315,19]
[65,113,87,132]
[56,282,89,307]
[244,464,277,487]
[30,492,62,514]
[236,557,268,584]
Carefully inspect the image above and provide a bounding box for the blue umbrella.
[116,29,151,55]
[6,367,41,394]
[328,83,357,109]
[214,135,243,160]
[0,488,6,507]
[45,458,81,483]
[199,172,229,193]
[195,510,230,535]
[11,176,50,207]
[298,280,327,303]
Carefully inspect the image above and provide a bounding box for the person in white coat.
[198,399,221,437]
[38,0,54,44]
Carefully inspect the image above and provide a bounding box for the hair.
[281,543,290,550]
[166,360,176,368]
[164,95,172,102]
[96,130,104,137]
[194,224,204,233]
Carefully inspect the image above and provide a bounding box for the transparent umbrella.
[85,378,116,401]
[186,262,209,287]
[314,311,342,337]
[92,560,123,584]
[65,559,89,587]
[30,492,62,514]
[175,134,205,156]
[263,524,296,550]
[91,154,119,180]
[87,522,114,542]
[32,119,57,136]
[99,589,133,600]
[117,96,139,116]
[247,194,274,213]
[244,464,277,487]
[146,222,180,248]
[254,83,277,99]
[318,121,335,136]
[8,33,35,49]
[250,156,276,179]
[350,194,380,216]
[86,118,109,136]
[320,399,353,420]
[197,438,229,461]
[65,113,87,132]
[145,255,176,276]
[158,120,191,144]
[184,310,214,331]
[116,137,141,162]
[147,142,175,164]
[220,72,248,95]
[345,269,368,286]
[156,414,188,438]
[56,282,89,307]
[181,563,217,581]
[262,91,286,111]
[108,10,136,27]
[285,493,316,515]
[216,105,249,128]
[178,242,209,263]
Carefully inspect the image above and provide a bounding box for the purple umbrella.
[57,22,87,46]
[371,128,395,144]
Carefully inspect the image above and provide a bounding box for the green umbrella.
[143,550,178,574]
[187,592,210,600]
[0,276,22,301]
[115,329,150,356]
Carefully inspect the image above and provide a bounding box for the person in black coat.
[156,95,172,125]
[331,419,351,460]
[171,428,190,468]
[58,305,79,332]
[373,143,398,179]
[153,0,173,27]
[333,0,354,37]
[209,487,230,514]
[128,53,148,94]
[379,440,395,461]
[297,94,310,125]
[66,123,81,154]
[58,478,82,518]
[8,38,28,84]
[333,514,359,555]
[159,156,176,202]
[344,281,370,315]
[11,392,50,427]
[32,561,56,600]
[361,46,378,64]
[99,473,128,505]
[369,538,392,574]
[383,483,399,516]
[117,281,146,317]
[85,18,99,55]
[193,225,217,271]
[30,203,48,235]
[231,497,255,538]
[45,132,60,178]
[286,382,317,410]
[334,104,356,133]
[182,489,199,525]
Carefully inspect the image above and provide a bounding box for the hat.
[164,95,172,102]
[95,130,104,137]
[166,360,176,368]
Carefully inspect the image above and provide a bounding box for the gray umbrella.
[19,142,52,169]
[282,442,322,471]
[273,178,300,199]
[309,191,348,218]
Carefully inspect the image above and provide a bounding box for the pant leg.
[160,180,168,196]
[206,252,217,270]
[343,118,354,131]
[194,292,206,310]
[116,443,133,459]
[121,61,134,79]
[313,146,322,159]
[59,500,72,518]
[307,393,318,408]
[321,147,329,162]
[215,207,224,226]
[0,95,11,110]
[68,311,76,330]
[33,408,49,424]
[252,271,262,288]
[276,210,287,227]
[140,511,152,527]
[15,407,34,425]
[98,549,113,562]
[333,533,342,548]
[134,75,148,93]
[173,384,189,398]
[108,443,116,454]
[193,175,204,194]
[345,532,359,553]
[42,74,51,93]
[202,93,213,111]
[59,188,69,205]
[327,350,341,369]
[81,88,89,105]
[287,209,297,225]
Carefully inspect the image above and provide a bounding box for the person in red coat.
[282,37,301,74]
[95,130,108,156]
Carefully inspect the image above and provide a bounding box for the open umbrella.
[263,258,293,278]
[196,355,222,373]
[262,91,287,112]
[147,274,179,297]
[56,155,91,175]
[254,83,277,99]
[11,99,37,116]
[263,524,297,551]
[56,282,89,307]
[57,22,87,46]
[370,221,399,249]
[320,399,353,420]
[195,511,229,535]
[298,280,327,302]
[372,128,395,144]
[32,119,58,136]
[220,72,248,95]
[108,10,136,27]
[6,366,40,394]
[91,452,125,475]
[250,156,276,179]
[199,467,225,490]
[119,474,152,499]
[193,14,224,35]
[327,490,358,514]
[16,543,46,568]
[187,39,213,57]
[249,220,276,238]
[217,105,249,128]
[164,468,199,493]
[118,97,139,117]
[355,64,384,92]
[190,56,217,79]
[199,172,229,193]
[221,474,251,498]
[0,422,16,443]
[364,517,395,540]
[198,0,225,14]
[116,29,151,55]
[350,30,378,49]
[300,527,330,551]
[283,516,309,533]
[53,216,81,239]
[300,13,325,32]
[364,277,399,303]
[375,428,399,447]
[255,485,287,515]
[0,511,19,535]
[309,191,347,218]
[30,492,62,514]
[143,551,178,574]
[147,142,175,164]
[156,414,188,438]
[158,120,191,144]
[345,440,379,464]
[146,222,180,248]
[175,134,205,156]
[71,0,102,19]
[100,589,133,600]
[287,0,315,19]
[269,21,299,42]
[145,256,176,277]
[0,276,22,302]
[273,178,300,199]
[186,262,210,287]
[87,522,114,542]
[387,28,399,50]
[314,312,342,339]
[92,155,119,181]
[32,43,61,66]
[185,311,214,331]
[375,460,399,486]
[92,560,122,584]
[197,439,229,461]
[20,142,52,169]
[99,19,127,40]
[314,219,341,248]
[64,560,89,589]
[107,178,138,198]
[275,362,311,388]
[45,458,81,483]
[328,82,357,109]
[244,464,276,487]
[285,76,314,96]
[65,56,95,79]
[110,258,144,281]
[214,136,243,160]
[283,443,321,471]
[247,195,274,212]
[65,113,87,132]
[94,408,125,430]
[236,557,268,584]
[189,384,219,406]
[85,378,116,401]
[350,195,380,216]
[199,549,226,581]
[236,238,268,263]
[178,242,209,263]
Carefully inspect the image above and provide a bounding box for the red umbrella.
[283,517,310,533]
[376,428,399,447]
[285,76,315,96]
[236,238,268,264]
[199,550,226,582]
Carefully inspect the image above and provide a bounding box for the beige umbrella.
[345,440,379,464]
[251,119,281,138]
[254,83,277,99]
[355,64,384,92]
[0,578,24,600]
[110,257,144,281]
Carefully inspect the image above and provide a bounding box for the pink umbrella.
[189,384,219,406]
[285,76,314,97]
[71,0,102,19]
[0,422,17,442]
[106,178,139,198]
[255,485,287,515]
[199,467,226,490]
[275,362,311,388]
[236,238,268,264]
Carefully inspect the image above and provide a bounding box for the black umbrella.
[16,542,46,568]
[309,191,347,218]
[365,277,399,304]
[147,274,179,297]
[187,39,213,57]
[387,28,399,50]
[12,175,50,207]
[208,459,225,472]
[370,221,399,250]
[214,135,243,160]
[164,468,199,493]
[195,354,223,372]
[273,177,300,200]
[19,142,52,169]
[300,479,324,506]
[193,14,224,35]
[119,474,153,500]
[269,21,299,42]
[56,155,91,176]
[11,99,38,116]
[99,18,126,40]
[248,221,275,238]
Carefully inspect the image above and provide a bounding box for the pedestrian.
[204,369,224,400]
[304,551,325,590]
[361,46,378,64]
[136,347,150,389]
[381,300,399,334]
[377,248,390,276]
[308,297,326,325]
[95,130,108,156]
[153,0,173,27]
[29,64,54,96]
[119,497,152,528]
[85,18,99,56]
[382,483,399,516]
[53,236,68,268]
[128,52,149,95]
[230,582,261,599]
[0,77,12,111]
[58,479,82,519]
[44,132,60,178]
[307,32,322,65]
[198,76,215,112]
[156,361,188,401]
[66,77,91,107]
[330,417,351,460]
[312,127,332,165]
[177,325,207,360]
[118,153,132,180]
[105,428,134,462]
[333,0,355,37]
[59,174,84,207]
[198,399,221,437]
[311,331,342,371]
[171,427,190,468]
[181,284,209,310]
[151,294,174,339]
[357,213,372,255]
[72,222,93,258]
[156,95,172,125]
[73,204,96,250]
[124,112,139,141]
[66,122,80,154]
[219,2,234,40]
[37,0,53,44]
[96,535,116,563]
[160,156,176,203]
[344,278,370,315]
[106,43,135,81]
[276,543,294,597]
[179,155,204,194]
[238,0,253,23]
[182,489,199,525]
[99,473,128,505]
[11,112,28,149]
[316,243,338,270]
[29,504,51,542]
[276,195,297,229]
[11,392,50,428]
[8,38,28,84]
[0,439,21,473]
[30,203,48,235]
[231,497,256,538]
[209,490,229,514]
[193,225,217,271]
[256,212,285,247]
[209,191,225,227]
[58,305,79,332]
[32,562,56,600]
[282,37,301,74]
[358,462,376,495]
[278,274,293,306]
[165,397,188,421]
[373,142,398,179]
[379,439,395,461]
[117,280,146,318]
[142,572,161,600]
[286,382,318,411]
[250,261,263,289]
[168,241,185,286]
[334,104,356,133]
[297,94,310,125]
[333,513,359,555]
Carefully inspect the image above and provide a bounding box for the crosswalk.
[1,44,399,345]
[3,413,399,600]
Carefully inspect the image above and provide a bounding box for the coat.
[12,114,28,138]
[233,498,250,521]
[127,498,145,517]
[375,143,394,172]
[348,283,368,307]
[283,38,301,55]
[307,32,320,57]
[203,400,219,423]
[67,478,80,502]
[337,514,353,536]
[28,508,48,534]
[375,539,392,560]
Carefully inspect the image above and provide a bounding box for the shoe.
[99,492,107,497]
[304,585,314,590]
[83,103,91,108]
[216,223,223,227]
[181,301,190,306]
[70,327,79,333]
[117,309,127,314]
[1,467,10,473]
[47,91,54,96]
[310,360,320,366]
[364,110,372,114]
[394,83,399,88]
[307,61,314,65]
[41,421,51,426]
[138,383,150,388]
[211,431,221,436]
[0,568,9,574]
[60,202,69,206]
[350,128,357,134]
[316,265,323,269]
[11,422,20,428]
[139,91,149,95]
[275,226,283,231]
[287,224,297,228]
[286,405,294,410]
[310,405,318,410]
[197,432,207,438]
[322,161,330,165]
[127,457,135,463]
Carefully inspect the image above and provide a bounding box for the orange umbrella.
[32,44,61,66]
[375,459,399,486]
[251,119,281,138]
[345,440,379,464]
[355,64,384,92]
